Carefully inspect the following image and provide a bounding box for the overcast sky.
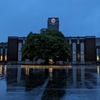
[0,0,100,42]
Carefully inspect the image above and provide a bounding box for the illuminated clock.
[51,18,56,24]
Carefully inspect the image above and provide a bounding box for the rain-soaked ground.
[0,65,100,100]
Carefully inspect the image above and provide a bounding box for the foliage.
[21,28,71,64]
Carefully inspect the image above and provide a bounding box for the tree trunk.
[44,58,49,65]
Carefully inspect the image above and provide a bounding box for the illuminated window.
[5,56,7,61]
[97,56,99,61]
[0,56,3,61]
[77,53,80,60]
[0,48,3,61]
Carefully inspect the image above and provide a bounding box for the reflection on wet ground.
[0,65,100,100]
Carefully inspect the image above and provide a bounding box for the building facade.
[0,35,99,64]
[66,36,96,64]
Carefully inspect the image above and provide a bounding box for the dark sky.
[0,0,100,42]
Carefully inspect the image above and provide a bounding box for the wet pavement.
[0,65,100,100]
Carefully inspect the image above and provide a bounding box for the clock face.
[51,18,56,24]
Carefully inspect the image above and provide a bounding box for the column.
[23,39,25,44]
[18,43,22,61]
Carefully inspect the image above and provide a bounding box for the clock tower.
[47,17,59,30]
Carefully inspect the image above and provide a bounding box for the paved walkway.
[35,77,50,100]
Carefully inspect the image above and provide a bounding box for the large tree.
[22,28,71,64]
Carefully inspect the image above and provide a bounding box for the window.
[18,43,22,51]
[80,43,84,61]
[5,48,7,61]
[72,43,76,61]
[18,52,22,61]
[0,48,3,61]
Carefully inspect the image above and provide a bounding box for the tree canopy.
[21,28,71,64]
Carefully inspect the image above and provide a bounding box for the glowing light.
[21,65,72,69]
[5,56,7,61]
[97,56,99,61]
[49,68,53,73]
[0,56,3,61]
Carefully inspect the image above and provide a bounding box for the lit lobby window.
[0,48,3,61]
[5,55,7,61]
[5,48,7,61]
[0,56,3,61]
[97,55,100,61]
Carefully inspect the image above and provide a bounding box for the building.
[47,17,59,30]
[66,36,96,64]
[0,42,7,62]
[0,17,100,64]
[7,36,26,62]
[0,35,100,64]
